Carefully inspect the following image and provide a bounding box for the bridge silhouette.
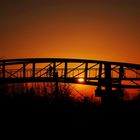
[0,58,140,98]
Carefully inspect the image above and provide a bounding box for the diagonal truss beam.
[73,63,99,78]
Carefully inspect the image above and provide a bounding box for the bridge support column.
[119,65,124,86]
[53,62,56,77]
[117,65,124,99]
[101,63,113,104]
[95,63,103,97]
[105,63,112,94]
[84,63,88,81]
[64,62,67,80]
[100,64,124,105]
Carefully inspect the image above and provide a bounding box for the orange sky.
[1,0,140,99]
[1,0,140,64]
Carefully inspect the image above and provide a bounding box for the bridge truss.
[0,58,140,94]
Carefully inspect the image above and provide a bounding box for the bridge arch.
[0,58,140,90]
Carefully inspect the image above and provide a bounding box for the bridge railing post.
[64,62,67,79]
[98,63,102,89]
[84,63,88,81]
[53,62,56,77]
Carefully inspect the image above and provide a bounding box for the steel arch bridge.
[0,58,140,92]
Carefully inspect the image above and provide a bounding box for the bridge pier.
[95,63,113,103]
[95,63,124,105]
[95,88,124,105]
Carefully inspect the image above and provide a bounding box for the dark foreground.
[0,95,140,139]
[0,93,140,131]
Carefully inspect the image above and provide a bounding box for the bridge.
[0,58,140,98]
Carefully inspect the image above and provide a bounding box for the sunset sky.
[1,0,140,64]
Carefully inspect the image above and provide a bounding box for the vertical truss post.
[53,62,56,76]
[119,65,124,80]
[32,62,35,78]
[95,63,103,97]
[84,62,88,81]
[104,63,112,95]
[118,65,124,91]
[98,63,102,90]
[64,62,67,79]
